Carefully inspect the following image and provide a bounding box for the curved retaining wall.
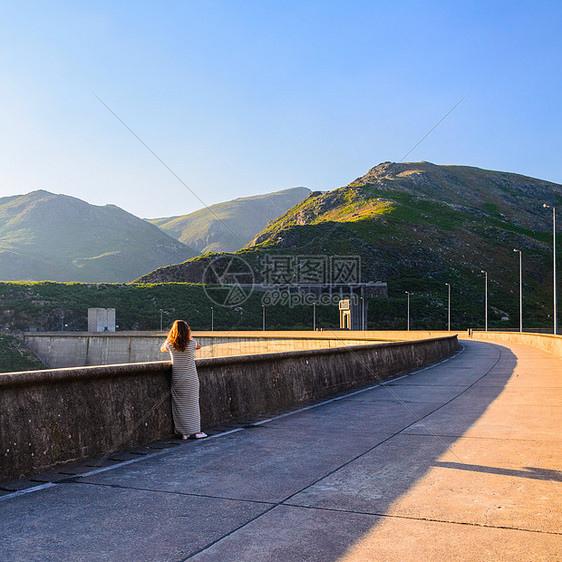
[0,335,459,482]
[22,331,396,369]
[468,331,562,359]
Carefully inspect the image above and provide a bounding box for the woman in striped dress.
[161,320,207,440]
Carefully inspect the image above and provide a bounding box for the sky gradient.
[1,1,561,218]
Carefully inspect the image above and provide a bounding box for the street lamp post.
[262,305,266,331]
[480,270,488,331]
[159,309,163,332]
[445,283,451,331]
[211,306,214,331]
[405,291,410,331]
[514,249,522,333]
[543,204,557,335]
[313,302,316,331]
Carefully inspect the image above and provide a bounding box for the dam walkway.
[1,339,560,560]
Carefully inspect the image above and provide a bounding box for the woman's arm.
[160,340,169,353]
[189,335,201,350]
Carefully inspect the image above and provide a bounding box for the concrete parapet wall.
[1,335,458,482]
[468,331,562,359]
[0,362,172,483]
[22,331,381,369]
[196,336,458,429]
[22,333,168,369]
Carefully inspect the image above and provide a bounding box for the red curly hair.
[167,320,191,352]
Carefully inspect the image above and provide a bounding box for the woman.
[161,320,207,440]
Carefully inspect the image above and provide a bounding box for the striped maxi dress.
[163,338,201,435]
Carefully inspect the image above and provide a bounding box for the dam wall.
[1,335,459,482]
[22,330,457,369]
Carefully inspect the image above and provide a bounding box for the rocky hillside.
[138,162,561,329]
[0,190,198,283]
[149,187,310,253]
[249,162,559,244]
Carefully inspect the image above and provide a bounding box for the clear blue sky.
[1,1,561,218]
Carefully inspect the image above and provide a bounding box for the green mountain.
[148,187,311,253]
[0,190,198,283]
[137,162,561,330]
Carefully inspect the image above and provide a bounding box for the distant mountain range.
[148,187,310,253]
[0,190,197,283]
[1,162,560,330]
[138,162,561,329]
[0,187,311,283]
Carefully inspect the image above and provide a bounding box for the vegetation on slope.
[149,187,310,253]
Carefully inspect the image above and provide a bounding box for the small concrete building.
[88,308,116,332]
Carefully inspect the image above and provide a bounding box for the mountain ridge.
[148,187,311,253]
[0,190,198,283]
[246,161,559,249]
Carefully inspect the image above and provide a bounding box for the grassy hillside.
[149,187,310,253]
[0,190,198,282]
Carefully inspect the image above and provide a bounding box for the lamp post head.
[513,248,521,254]
[480,270,486,275]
